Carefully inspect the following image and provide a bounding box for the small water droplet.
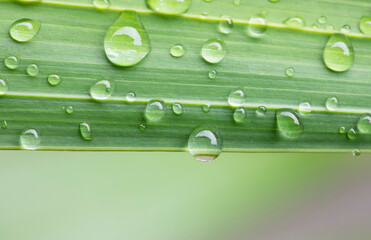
[201,12,208,18]
[347,128,359,140]
[352,149,361,157]
[208,69,217,79]
[146,0,191,15]
[4,56,20,70]
[201,38,226,64]
[188,125,222,162]
[20,128,40,150]
[283,16,305,27]
[202,104,210,113]
[170,44,185,57]
[90,80,114,100]
[228,89,245,107]
[233,0,240,6]
[26,64,39,77]
[126,92,136,102]
[359,16,371,35]
[341,24,351,33]
[276,108,304,138]
[233,107,246,123]
[256,106,267,116]
[246,14,268,38]
[80,123,93,141]
[218,15,233,34]
[139,124,146,131]
[326,96,339,111]
[104,11,151,67]
[312,24,318,29]
[285,67,294,77]
[298,102,311,115]
[93,0,110,9]
[9,18,41,42]
[1,120,8,129]
[66,106,74,114]
[145,99,165,122]
[318,16,327,24]
[172,102,183,115]
[357,113,371,134]
[326,24,334,31]
[0,79,8,95]
[47,74,62,86]
[339,126,346,134]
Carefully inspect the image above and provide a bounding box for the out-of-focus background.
[0,152,370,240]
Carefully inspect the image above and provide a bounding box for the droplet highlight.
[201,38,226,64]
[323,33,354,72]
[188,125,222,162]
[9,18,41,42]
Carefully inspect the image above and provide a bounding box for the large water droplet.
[146,0,191,15]
[201,38,226,64]
[80,123,93,141]
[170,44,185,57]
[359,16,371,35]
[93,0,110,9]
[5,56,20,70]
[0,79,8,95]
[276,108,304,138]
[145,99,165,122]
[20,128,40,150]
[246,14,268,38]
[27,64,39,77]
[90,80,114,100]
[172,102,183,115]
[104,11,151,67]
[47,74,62,86]
[323,33,353,72]
[357,113,371,134]
[9,18,41,42]
[233,107,246,123]
[283,16,305,27]
[326,96,338,111]
[188,125,222,162]
[228,89,245,107]
[347,128,359,140]
[218,15,233,34]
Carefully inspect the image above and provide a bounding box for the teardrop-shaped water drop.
[218,15,233,34]
[188,125,222,162]
[228,89,245,107]
[27,64,39,77]
[104,11,151,67]
[80,123,93,141]
[246,14,268,38]
[146,0,192,15]
[357,113,371,134]
[276,108,304,138]
[359,16,371,35]
[90,80,114,100]
[347,128,359,140]
[20,128,40,150]
[233,107,246,123]
[201,38,226,64]
[9,18,41,42]
[283,16,305,27]
[172,102,183,115]
[0,79,8,95]
[145,99,165,122]
[326,96,338,111]
[5,56,20,70]
[1,120,7,129]
[47,74,62,86]
[323,33,353,72]
[93,0,110,9]
[170,44,185,57]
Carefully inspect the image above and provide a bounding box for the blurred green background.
[0,152,370,240]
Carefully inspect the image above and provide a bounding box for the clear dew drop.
[323,33,354,72]
[208,69,217,79]
[126,92,136,102]
[246,14,268,38]
[0,79,8,95]
[66,106,74,114]
[9,18,41,42]
[172,102,183,115]
[104,11,151,67]
[347,128,359,140]
[256,106,267,116]
[93,0,110,9]
[188,125,222,162]
[276,108,304,139]
[170,44,185,57]
[298,102,311,115]
[341,24,351,33]
[326,25,334,31]
[352,149,361,157]
[326,96,339,111]
[80,123,93,141]
[283,16,305,27]
[20,128,40,150]
[146,0,192,15]
[312,24,318,29]
[145,99,165,122]
[285,67,294,77]
[47,74,62,86]
[201,38,226,64]
[218,15,233,35]
[357,113,371,134]
[26,64,39,77]
[233,107,246,123]
[318,16,327,24]
[339,126,346,134]
[5,56,20,70]
[139,124,146,131]
[228,89,245,107]
[202,104,210,113]
[90,80,114,100]
[359,16,371,35]
[2,120,8,129]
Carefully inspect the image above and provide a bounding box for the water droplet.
[93,0,110,9]
[341,24,351,33]
[318,16,327,24]
[312,24,318,29]
[201,38,226,64]
[47,74,62,86]
[172,102,183,115]
[1,120,8,129]
[269,0,279,2]
[201,12,208,18]
[326,24,334,31]
[359,16,371,35]
[4,56,20,70]
[66,106,74,114]
[233,107,246,123]
[246,14,268,38]
[339,126,346,134]
[146,0,191,15]
[0,79,8,95]
[90,80,114,100]
[326,96,339,111]
[139,124,146,131]
[126,92,136,102]
[145,99,165,122]
[188,125,222,162]
[20,128,40,150]
[218,15,233,34]
[104,11,151,67]
[26,64,39,77]
[80,123,93,141]
[323,33,353,72]
[357,113,371,134]
[170,44,185,57]
[202,104,210,113]
[347,128,359,140]
[256,106,267,116]
[276,108,304,138]
[283,16,305,27]
[9,18,41,42]
[233,0,240,6]
[208,69,217,79]
[352,149,361,157]
[285,67,294,77]
[298,102,311,115]
[228,89,245,107]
